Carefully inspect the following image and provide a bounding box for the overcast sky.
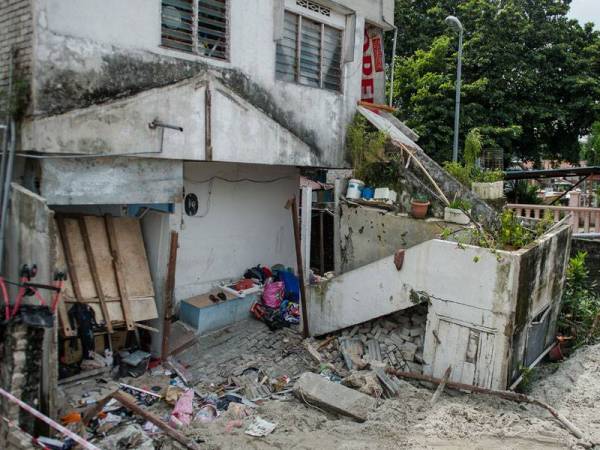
[568,0,600,29]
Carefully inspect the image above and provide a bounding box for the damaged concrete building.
[0,0,573,445]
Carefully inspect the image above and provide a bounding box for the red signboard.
[361,27,385,104]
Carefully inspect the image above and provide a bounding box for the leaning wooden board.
[55,215,158,336]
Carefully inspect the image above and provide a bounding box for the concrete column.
[300,186,312,283]
[333,179,341,275]
[569,191,580,207]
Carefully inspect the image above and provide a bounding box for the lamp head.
[445,15,463,33]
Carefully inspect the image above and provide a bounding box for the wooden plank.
[104,215,135,332]
[54,220,76,337]
[63,218,97,298]
[358,100,397,113]
[114,218,155,298]
[162,231,179,361]
[56,217,86,303]
[79,217,113,334]
[84,216,119,299]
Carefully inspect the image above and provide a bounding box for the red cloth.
[234,279,254,291]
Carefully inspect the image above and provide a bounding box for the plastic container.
[362,187,374,200]
[346,179,364,199]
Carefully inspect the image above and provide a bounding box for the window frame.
[276,9,344,93]
[160,0,230,62]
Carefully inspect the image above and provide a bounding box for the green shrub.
[448,198,472,210]
[559,251,600,347]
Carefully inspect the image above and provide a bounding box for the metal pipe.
[0,120,16,275]
[0,50,14,210]
[445,16,464,162]
[388,26,398,108]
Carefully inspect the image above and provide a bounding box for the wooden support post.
[287,197,310,338]
[56,217,84,303]
[79,217,113,335]
[104,215,136,334]
[430,366,451,405]
[161,231,178,361]
[319,209,325,275]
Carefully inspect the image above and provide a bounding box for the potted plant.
[411,193,430,219]
[444,198,472,224]
[471,169,504,200]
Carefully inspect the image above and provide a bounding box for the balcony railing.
[506,203,600,233]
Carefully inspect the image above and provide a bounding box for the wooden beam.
[162,231,179,361]
[387,368,585,440]
[79,217,113,334]
[85,391,201,449]
[104,215,136,332]
[358,100,397,113]
[287,197,309,338]
[56,217,84,303]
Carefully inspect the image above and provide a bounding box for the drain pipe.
[388,26,398,108]
[0,49,14,210]
[0,49,16,276]
[0,119,16,275]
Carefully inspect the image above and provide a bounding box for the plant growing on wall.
[464,128,482,167]
[346,113,394,185]
[0,77,30,120]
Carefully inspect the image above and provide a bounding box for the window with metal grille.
[276,11,342,91]
[161,0,228,61]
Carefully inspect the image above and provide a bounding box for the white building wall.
[27,0,389,167]
[173,162,299,302]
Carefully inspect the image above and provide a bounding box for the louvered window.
[276,10,342,91]
[161,0,229,61]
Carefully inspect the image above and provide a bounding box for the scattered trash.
[245,416,277,437]
[169,389,194,428]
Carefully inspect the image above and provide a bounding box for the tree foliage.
[581,121,600,165]
[391,0,600,164]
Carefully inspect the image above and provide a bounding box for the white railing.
[506,203,600,233]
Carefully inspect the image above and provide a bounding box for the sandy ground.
[170,344,600,450]
[80,344,600,450]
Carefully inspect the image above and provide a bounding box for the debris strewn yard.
[53,316,599,449]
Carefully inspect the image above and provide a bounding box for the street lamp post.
[445,15,464,163]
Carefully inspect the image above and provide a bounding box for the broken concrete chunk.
[405,326,424,337]
[294,372,376,422]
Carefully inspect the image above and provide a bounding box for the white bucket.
[346,179,365,199]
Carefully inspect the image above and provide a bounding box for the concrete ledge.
[293,372,376,422]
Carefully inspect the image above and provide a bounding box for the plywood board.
[114,218,155,298]
[83,216,119,298]
[56,215,158,336]
[63,218,97,299]
[88,297,158,323]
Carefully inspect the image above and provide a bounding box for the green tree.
[391,0,600,164]
[581,121,600,165]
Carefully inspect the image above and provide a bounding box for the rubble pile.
[315,304,428,375]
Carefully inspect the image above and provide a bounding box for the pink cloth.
[169,389,194,428]
[262,281,284,308]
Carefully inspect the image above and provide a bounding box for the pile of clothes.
[247,265,301,331]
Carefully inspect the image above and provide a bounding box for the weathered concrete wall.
[172,162,298,302]
[6,183,56,302]
[0,0,33,111]
[339,203,462,272]
[38,157,183,205]
[571,238,600,296]
[22,0,385,167]
[309,223,571,389]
